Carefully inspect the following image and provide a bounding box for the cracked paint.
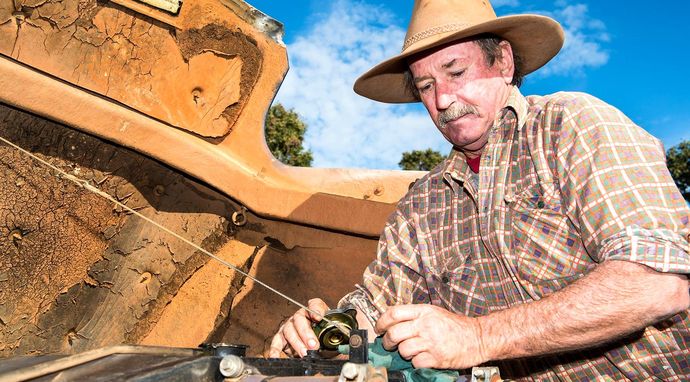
[0,0,262,138]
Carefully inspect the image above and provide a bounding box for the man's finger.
[410,351,437,369]
[306,298,329,321]
[396,337,427,361]
[375,304,424,334]
[382,320,417,350]
[268,332,286,358]
[294,309,320,350]
[283,319,308,357]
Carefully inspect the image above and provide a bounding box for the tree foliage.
[667,139,690,201]
[399,149,445,171]
[264,103,313,167]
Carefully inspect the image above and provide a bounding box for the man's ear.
[497,40,515,84]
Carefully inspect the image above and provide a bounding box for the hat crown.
[404,0,498,51]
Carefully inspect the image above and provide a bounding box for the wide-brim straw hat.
[353,0,564,103]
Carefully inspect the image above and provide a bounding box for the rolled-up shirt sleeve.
[339,209,432,327]
[553,94,690,274]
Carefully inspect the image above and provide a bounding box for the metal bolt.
[472,368,486,382]
[340,363,359,380]
[219,355,245,378]
[349,334,362,348]
[231,207,247,226]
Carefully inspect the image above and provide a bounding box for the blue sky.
[249,0,689,169]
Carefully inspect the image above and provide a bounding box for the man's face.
[408,40,513,155]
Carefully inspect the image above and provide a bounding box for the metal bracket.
[347,329,368,364]
[470,366,503,382]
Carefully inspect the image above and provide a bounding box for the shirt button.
[441,275,450,283]
[537,201,545,208]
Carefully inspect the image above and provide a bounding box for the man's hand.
[375,304,487,369]
[268,298,329,358]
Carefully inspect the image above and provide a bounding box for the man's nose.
[435,82,455,110]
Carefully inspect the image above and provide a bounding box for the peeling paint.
[220,0,284,46]
[0,0,262,138]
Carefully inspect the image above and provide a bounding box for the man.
[270,0,690,379]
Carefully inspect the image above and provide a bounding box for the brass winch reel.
[312,306,358,351]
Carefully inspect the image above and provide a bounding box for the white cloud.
[274,0,450,169]
[537,3,609,76]
[273,0,610,169]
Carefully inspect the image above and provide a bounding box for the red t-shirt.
[467,155,480,173]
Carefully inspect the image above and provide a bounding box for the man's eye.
[418,83,432,92]
[451,70,465,78]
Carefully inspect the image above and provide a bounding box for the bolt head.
[349,334,362,348]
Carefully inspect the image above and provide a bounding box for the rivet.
[153,185,165,197]
[9,229,22,247]
[9,229,22,241]
[12,11,25,22]
[66,329,78,346]
[139,272,152,284]
[191,88,204,107]
[231,207,247,227]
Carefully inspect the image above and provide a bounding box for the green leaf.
[399,149,445,171]
[667,140,690,202]
[264,103,313,167]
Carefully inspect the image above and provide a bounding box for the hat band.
[402,22,468,51]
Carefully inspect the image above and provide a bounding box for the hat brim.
[353,14,564,103]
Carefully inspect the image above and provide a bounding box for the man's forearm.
[477,260,689,361]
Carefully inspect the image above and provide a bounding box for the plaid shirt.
[340,88,690,381]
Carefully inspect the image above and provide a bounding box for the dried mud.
[0,104,244,355]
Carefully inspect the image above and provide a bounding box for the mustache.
[437,104,479,128]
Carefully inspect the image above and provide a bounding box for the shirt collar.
[505,86,528,131]
[442,149,468,190]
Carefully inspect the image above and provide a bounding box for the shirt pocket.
[430,247,488,317]
[508,182,590,294]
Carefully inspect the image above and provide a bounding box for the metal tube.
[0,345,198,382]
